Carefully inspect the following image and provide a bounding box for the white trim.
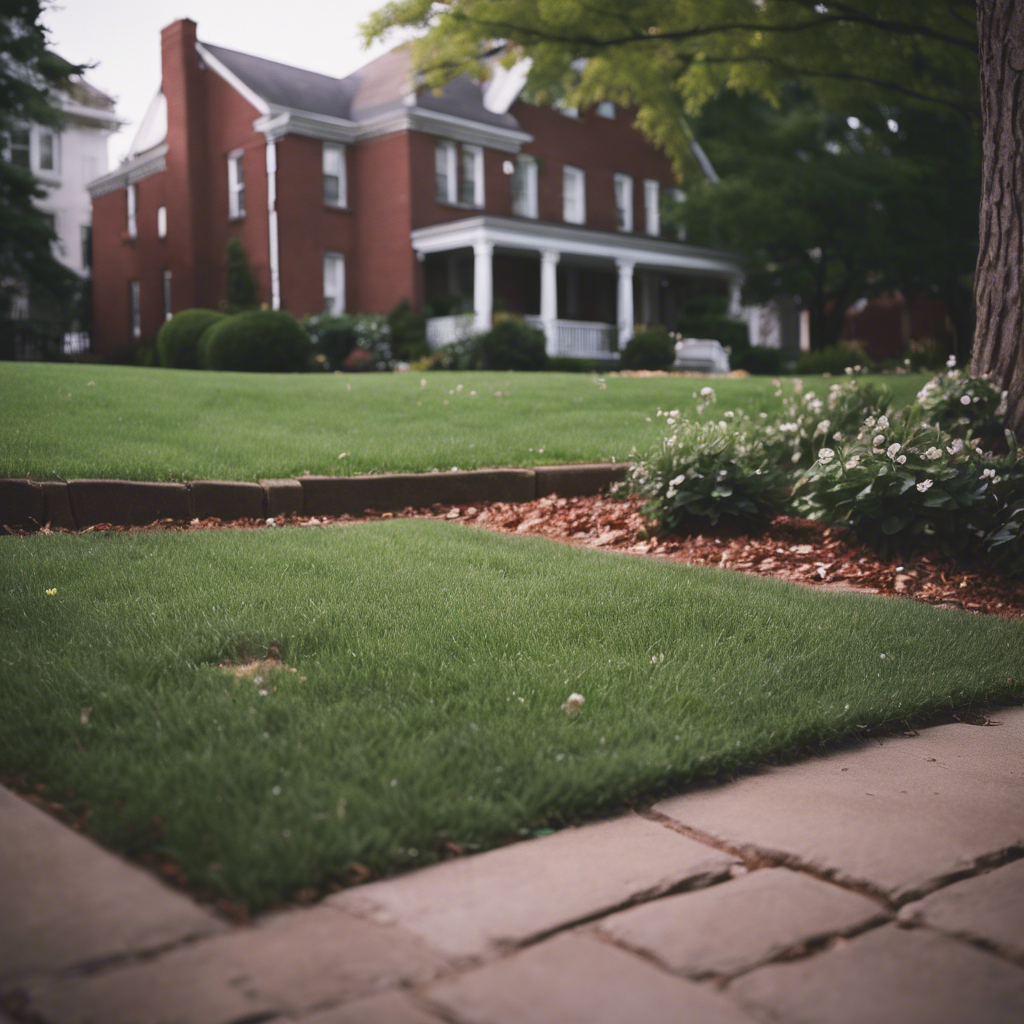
[196,42,271,116]
[254,108,357,144]
[128,90,167,157]
[562,165,586,225]
[410,215,744,278]
[357,105,532,153]
[88,144,167,198]
[266,139,280,310]
[482,59,532,114]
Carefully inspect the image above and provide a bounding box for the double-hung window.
[227,151,245,219]
[37,128,57,173]
[644,179,660,236]
[162,270,172,322]
[435,140,457,204]
[562,165,586,225]
[9,126,30,168]
[614,173,633,232]
[323,142,347,207]
[460,144,484,207]
[129,280,141,339]
[323,253,345,315]
[157,205,167,239]
[126,184,137,239]
[511,155,538,219]
[672,188,687,240]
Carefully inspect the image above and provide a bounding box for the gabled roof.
[201,42,521,131]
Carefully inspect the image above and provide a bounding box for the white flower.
[833,432,843,441]
[873,434,885,446]
[946,354,957,368]
[960,395,971,406]
[916,479,934,492]
[700,387,715,399]
[983,468,996,478]
[877,415,889,430]
[865,416,876,428]
[887,443,901,458]
[817,448,836,464]
[670,474,685,487]
[924,447,942,460]
[947,439,964,455]
[896,455,906,464]
[561,693,585,714]
[845,456,860,469]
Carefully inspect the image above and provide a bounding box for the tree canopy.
[0,1,84,321]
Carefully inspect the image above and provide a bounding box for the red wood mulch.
[27,494,1024,618]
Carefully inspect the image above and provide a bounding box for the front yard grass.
[1,519,1020,910]
[0,363,928,482]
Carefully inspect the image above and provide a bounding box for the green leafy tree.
[224,237,259,312]
[0,1,83,321]
[677,90,979,350]
[363,1,1024,436]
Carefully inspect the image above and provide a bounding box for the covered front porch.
[411,216,744,360]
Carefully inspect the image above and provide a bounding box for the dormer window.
[511,155,538,219]
[323,143,347,207]
[614,173,633,232]
[227,151,245,220]
[460,145,484,207]
[435,140,457,204]
[563,165,585,225]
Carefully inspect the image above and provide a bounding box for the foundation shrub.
[387,300,429,363]
[305,313,394,372]
[157,309,225,369]
[621,329,674,370]
[200,310,311,372]
[473,319,549,371]
[734,347,786,375]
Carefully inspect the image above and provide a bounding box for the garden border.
[0,464,629,531]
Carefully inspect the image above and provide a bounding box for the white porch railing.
[523,316,617,359]
[425,313,476,350]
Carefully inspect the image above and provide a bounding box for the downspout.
[265,135,281,310]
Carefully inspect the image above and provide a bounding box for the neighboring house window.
[672,188,687,240]
[644,179,660,236]
[126,184,137,239]
[435,140,457,204]
[596,101,615,119]
[460,145,484,207]
[80,225,92,269]
[323,143,347,207]
[614,173,633,232]
[323,252,345,315]
[37,128,57,173]
[129,280,141,339]
[511,155,538,219]
[227,151,245,219]
[562,165,585,224]
[157,206,167,239]
[162,270,172,322]
[9,126,30,168]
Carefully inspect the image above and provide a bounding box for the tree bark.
[972,0,1024,437]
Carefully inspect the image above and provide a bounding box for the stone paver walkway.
[2,708,1022,1024]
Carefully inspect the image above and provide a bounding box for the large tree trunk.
[972,1,1024,437]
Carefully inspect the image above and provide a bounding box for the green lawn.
[0,363,929,482]
[1,520,1019,909]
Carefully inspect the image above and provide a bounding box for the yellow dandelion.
[45,588,57,596]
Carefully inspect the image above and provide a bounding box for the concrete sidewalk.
[2,708,1022,1024]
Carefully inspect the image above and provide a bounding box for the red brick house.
[88,19,744,357]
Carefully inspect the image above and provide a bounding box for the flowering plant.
[914,358,1006,443]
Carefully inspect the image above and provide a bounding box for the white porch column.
[616,258,635,347]
[473,241,494,333]
[540,249,560,355]
[728,275,744,317]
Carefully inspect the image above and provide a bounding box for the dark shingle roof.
[200,41,522,131]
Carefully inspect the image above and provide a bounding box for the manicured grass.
[1,520,1019,909]
[0,362,929,482]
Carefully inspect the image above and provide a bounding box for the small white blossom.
[817,448,836,464]
[896,455,907,464]
[924,447,943,460]
[960,394,971,406]
[845,456,860,469]
[873,434,885,446]
[561,693,585,715]
[947,439,964,455]
[916,479,934,492]
[946,354,957,368]
[877,415,889,430]
[669,474,685,487]
[983,467,996,478]
[887,443,901,458]
[700,387,715,399]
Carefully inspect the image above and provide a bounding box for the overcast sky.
[41,0,416,165]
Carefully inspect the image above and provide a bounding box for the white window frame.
[323,252,345,315]
[596,101,616,119]
[37,127,59,174]
[511,155,538,219]
[562,165,586,225]
[322,142,347,208]
[162,270,172,322]
[644,179,660,236]
[7,125,30,169]
[672,188,687,241]
[435,140,457,204]
[129,280,141,339]
[126,183,137,239]
[614,173,633,232]
[157,205,167,239]
[460,144,485,207]
[227,150,245,220]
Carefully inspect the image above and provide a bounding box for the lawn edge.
[0,464,629,530]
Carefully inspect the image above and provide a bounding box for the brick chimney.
[161,19,210,309]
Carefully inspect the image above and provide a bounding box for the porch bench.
[674,338,731,374]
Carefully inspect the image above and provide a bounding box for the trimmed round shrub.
[474,319,549,371]
[621,329,674,370]
[200,310,312,372]
[157,309,225,369]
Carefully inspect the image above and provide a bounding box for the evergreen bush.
[224,238,259,312]
[621,329,674,370]
[156,308,225,369]
[200,310,311,372]
[473,319,549,370]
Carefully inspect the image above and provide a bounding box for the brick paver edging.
[0,464,629,531]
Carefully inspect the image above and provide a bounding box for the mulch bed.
[17,494,1023,618]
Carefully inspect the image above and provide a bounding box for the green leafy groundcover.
[0,362,928,482]
[2,521,1021,910]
